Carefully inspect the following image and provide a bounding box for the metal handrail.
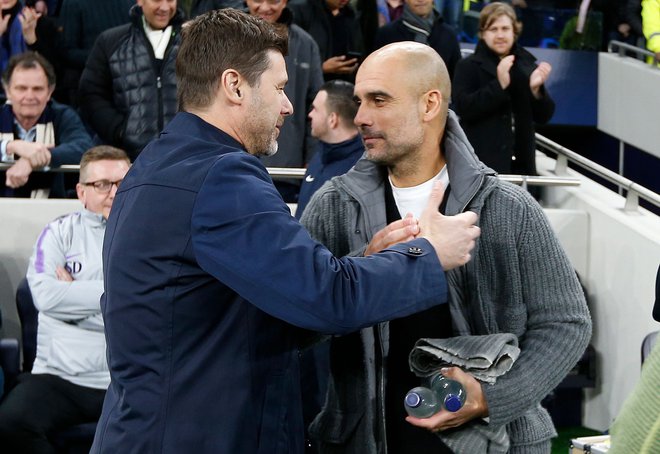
[608,40,658,65]
[0,163,580,188]
[536,133,660,211]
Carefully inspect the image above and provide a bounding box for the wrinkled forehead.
[83,160,130,181]
[355,53,411,97]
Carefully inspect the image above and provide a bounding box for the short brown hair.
[176,8,288,111]
[79,146,130,182]
[2,51,56,87]
[320,80,357,128]
[478,2,522,39]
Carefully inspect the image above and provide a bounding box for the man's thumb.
[423,180,445,216]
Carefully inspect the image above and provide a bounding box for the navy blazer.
[92,112,448,453]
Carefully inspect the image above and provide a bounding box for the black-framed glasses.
[82,179,122,194]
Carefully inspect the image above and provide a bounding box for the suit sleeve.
[26,221,104,322]
[191,153,448,335]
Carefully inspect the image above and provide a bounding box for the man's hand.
[19,7,41,45]
[8,140,52,168]
[618,23,631,39]
[322,56,359,75]
[5,157,33,188]
[55,266,74,282]
[529,62,551,99]
[497,55,515,90]
[364,213,419,256]
[406,367,489,432]
[418,181,479,270]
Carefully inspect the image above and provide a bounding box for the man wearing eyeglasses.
[0,146,130,452]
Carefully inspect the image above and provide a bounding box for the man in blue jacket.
[296,79,363,218]
[92,9,480,454]
[0,52,93,197]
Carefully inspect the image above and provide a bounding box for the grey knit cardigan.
[300,111,592,454]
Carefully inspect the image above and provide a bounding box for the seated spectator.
[79,0,184,160]
[296,79,362,218]
[290,0,365,82]
[374,0,461,78]
[246,0,324,202]
[452,2,554,175]
[0,51,93,197]
[0,145,130,453]
[58,0,133,106]
[189,0,244,17]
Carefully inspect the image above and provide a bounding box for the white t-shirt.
[389,166,449,219]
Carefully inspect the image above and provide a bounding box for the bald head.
[359,42,451,111]
[353,42,451,184]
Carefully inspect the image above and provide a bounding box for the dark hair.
[79,146,130,182]
[176,8,288,111]
[320,80,357,127]
[478,2,522,39]
[2,51,56,87]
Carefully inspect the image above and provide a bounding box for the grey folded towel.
[409,333,520,384]
[408,333,522,454]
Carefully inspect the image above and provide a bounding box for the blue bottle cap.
[405,392,422,408]
[444,394,463,412]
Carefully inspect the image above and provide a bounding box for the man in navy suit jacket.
[91,9,480,454]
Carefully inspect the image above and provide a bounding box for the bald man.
[300,42,591,454]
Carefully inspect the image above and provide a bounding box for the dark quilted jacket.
[79,5,183,160]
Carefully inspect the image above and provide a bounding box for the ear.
[421,89,442,122]
[328,112,339,129]
[221,69,244,105]
[76,182,86,206]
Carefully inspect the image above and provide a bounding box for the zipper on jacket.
[157,76,163,130]
[377,323,389,454]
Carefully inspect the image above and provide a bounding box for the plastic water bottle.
[404,374,466,418]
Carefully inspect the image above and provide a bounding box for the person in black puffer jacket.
[79,2,184,160]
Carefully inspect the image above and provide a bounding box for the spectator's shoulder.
[47,211,84,236]
[50,101,81,121]
[95,22,133,52]
[289,23,315,45]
